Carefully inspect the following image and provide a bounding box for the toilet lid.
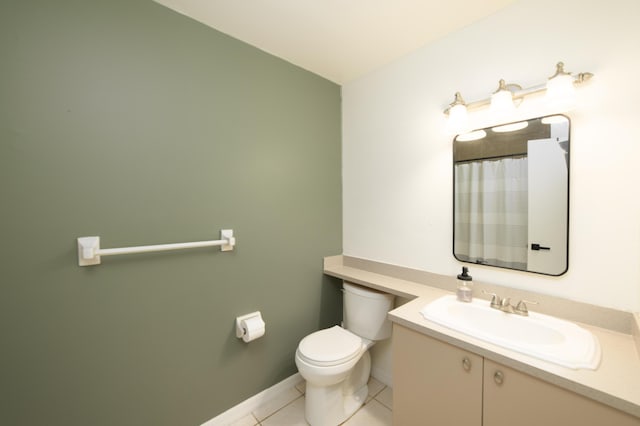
[298,326,362,367]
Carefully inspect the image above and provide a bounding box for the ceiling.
[154,0,517,84]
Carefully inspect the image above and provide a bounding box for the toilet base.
[305,382,368,426]
[303,351,371,426]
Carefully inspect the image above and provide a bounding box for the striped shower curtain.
[454,157,528,270]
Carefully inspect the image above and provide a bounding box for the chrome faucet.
[482,290,502,309]
[513,300,539,316]
[499,297,515,314]
[482,290,538,316]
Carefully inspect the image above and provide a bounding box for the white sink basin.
[420,295,601,370]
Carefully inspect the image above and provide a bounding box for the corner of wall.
[633,313,640,360]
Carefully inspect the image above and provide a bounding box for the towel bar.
[77,229,235,266]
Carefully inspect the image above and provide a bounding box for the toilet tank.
[343,282,395,341]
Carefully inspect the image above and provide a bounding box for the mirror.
[453,115,569,276]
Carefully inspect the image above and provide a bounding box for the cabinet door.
[484,359,640,426]
[392,324,483,426]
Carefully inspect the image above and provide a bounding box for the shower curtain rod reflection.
[77,229,235,266]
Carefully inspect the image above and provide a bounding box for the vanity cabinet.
[483,358,639,426]
[392,324,483,425]
[392,324,640,426]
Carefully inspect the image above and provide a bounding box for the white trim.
[200,373,302,426]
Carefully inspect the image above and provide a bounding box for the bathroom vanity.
[393,324,638,426]
[323,255,640,425]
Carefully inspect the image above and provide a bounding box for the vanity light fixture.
[545,62,577,111]
[446,92,470,134]
[445,61,593,135]
[489,79,519,116]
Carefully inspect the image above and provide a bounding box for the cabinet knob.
[494,370,504,385]
[462,357,471,372]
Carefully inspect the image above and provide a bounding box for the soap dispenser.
[456,266,473,302]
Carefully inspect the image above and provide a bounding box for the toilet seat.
[297,326,363,367]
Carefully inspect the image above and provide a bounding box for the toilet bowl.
[295,283,394,426]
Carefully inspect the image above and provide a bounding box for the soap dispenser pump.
[456,266,473,302]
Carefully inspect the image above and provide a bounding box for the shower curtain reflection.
[454,157,528,270]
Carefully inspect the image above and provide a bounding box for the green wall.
[0,1,342,424]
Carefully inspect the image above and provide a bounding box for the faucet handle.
[514,299,538,316]
[482,290,502,309]
[499,297,515,313]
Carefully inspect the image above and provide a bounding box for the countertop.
[323,255,640,419]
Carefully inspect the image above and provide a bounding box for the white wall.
[342,0,640,312]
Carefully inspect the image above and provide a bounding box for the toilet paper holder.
[236,311,265,342]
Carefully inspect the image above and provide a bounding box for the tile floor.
[230,378,392,426]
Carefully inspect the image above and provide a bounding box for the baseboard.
[201,373,302,426]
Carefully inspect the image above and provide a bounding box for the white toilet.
[295,282,395,426]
